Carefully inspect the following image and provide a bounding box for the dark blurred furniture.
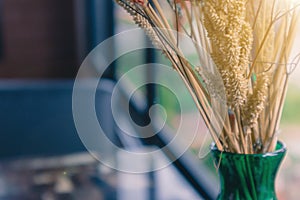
[0,0,77,78]
[0,79,116,159]
[0,0,114,79]
[0,79,121,200]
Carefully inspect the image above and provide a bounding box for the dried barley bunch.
[116,0,300,153]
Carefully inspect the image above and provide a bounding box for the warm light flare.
[291,0,300,5]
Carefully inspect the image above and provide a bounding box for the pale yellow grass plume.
[202,0,253,109]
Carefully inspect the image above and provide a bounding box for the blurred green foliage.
[281,84,300,125]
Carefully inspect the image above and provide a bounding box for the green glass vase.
[211,141,286,200]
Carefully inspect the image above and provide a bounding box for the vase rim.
[210,140,286,156]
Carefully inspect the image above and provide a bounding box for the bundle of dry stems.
[116,0,300,154]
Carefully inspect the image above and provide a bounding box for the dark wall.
[0,0,78,78]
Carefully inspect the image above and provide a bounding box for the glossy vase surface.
[211,141,286,200]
